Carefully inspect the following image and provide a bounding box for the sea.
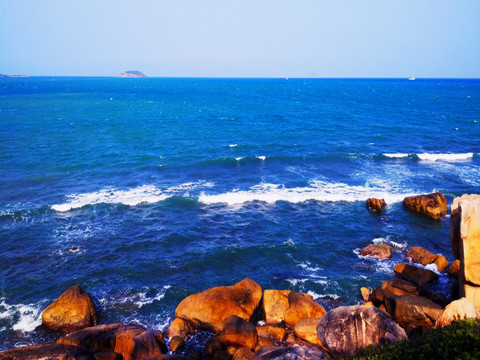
[0,77,479,350]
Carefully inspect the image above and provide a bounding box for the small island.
[116,70,148,78]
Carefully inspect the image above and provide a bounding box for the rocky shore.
[1,193,479,360]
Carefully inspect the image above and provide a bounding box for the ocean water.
[0,77,479,350]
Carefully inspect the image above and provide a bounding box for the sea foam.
[198,180,414,206]
[0,299,44,332]
[383,152,474,162]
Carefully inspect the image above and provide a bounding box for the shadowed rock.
[393,263,439,287]
[252,345,328,360]
[220,315,258,350]
[0,344,95,360]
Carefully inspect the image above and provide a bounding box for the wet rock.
[393,263,439,287]
[317,305,406,358]
[294,318,322,346]
[0,343,95,360]
[359,243,392,259]
[435,297,480,327]
[448,259,461,278]
[220,315,258,351]
[385,295,444,328]
[175,278,262,333]
[406,246,449,272]
[169,336,186,352]
[42,285,98,332]
[262,289,291,324]
[403,192,447,220]
[252,345,328,360]
[283,292,326,328]
[164,318,195,340]
[255,325,287,343]
[367,198,386,213]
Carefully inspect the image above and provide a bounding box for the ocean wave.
[0,299,45,332]
[198,180,414,206]
[383,152,474,162]
[52,181,213,212]
[98,285,171,310]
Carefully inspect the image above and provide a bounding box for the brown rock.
[448,259,461,278]
[254,337,276,351]
[359,243,392,259]
[42,285,98,332]
[367,198,386,213]
[169,336,186,352]
[384,278,420,297]
[255,325,287,343]
[164,318,195,340]
[385,295,444,328]
[0,343,95,360]
[403,192,448,220]
[220,315,258,351]
[360,287,371,302]
[175,278,262,333]
[393,263,439,287]
[283,292,326,328]
[294,318,322,346]
[122,329,168,360]
[252,345,328,360]
[204,336,222,358]
[233,346,255,360]
[435,297,480,327]
[262,290,291,324]
[362,301,374,307]
[317,305,406,358]
[406,246,449,272]
[434,255,449,272]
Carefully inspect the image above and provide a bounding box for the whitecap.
[383,153,410,159]
[0,299,44,332]
[257,156,266,160]
[229,144,237,148]
[417,153,474,162]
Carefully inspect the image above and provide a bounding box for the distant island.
[116,71,148,78]
[0,73,29,77]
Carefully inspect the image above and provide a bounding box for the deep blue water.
[1,77,479,350]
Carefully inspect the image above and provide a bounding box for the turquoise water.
[0,77,479,349]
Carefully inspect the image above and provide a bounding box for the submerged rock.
[174,278,262,333]
[403,192,447,220]
[42,285,98,332]
[360,243,392,259]
[317,305,406,358]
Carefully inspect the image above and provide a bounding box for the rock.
[294,318,322,346]
[451,194,480,308]
[435,297,480,327]
[169,336,186,352]
[255,325,287,343]
[367,198,386,213]
[233,346,255,360]
[385,295,444,328]
[220,315,258,351]
[403,192,448,220]
[262,289,291,324]
[360,287,371,302]
[405,246,449,272]
[393,263,439,287]
[204,336,222,358]
[449,259,461,278]
[362,301,374,307]
[175,278,262,333]
[255,337,276,351]
[0,343,95,360]
[164,318,195,340]
[317,305,406,358]
[284,292,326,328]
[123,329,168,360]
[252,345,328,360]
[359,243,392,259]
[42,285,98,333]
[383,278,420,297]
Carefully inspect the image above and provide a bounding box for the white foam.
[257,156,266,160]
[134,286,171,308]
[0,300,44,332]
[229,144,237,148]
[52,181,213,212]
[417,153,474,162]
[383,153,410,159]
[198,180,414,206]
[372,236,407,250]
[235,157,244,161]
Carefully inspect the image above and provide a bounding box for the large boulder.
[435,297,480,327]
[451,194,480,308]
[283,292,326,328]
[252,345,328,360]
[385,295,444,328]
[294,318,322,346]
[42,285,98,332]
[175,278,262,333]
[406,246,449,272]
[0,344,95,360]
[262,290,291,324]
[359,243,392,259]
[393,263,439,287]
[220,315,258,351]
[367,198,386,213]
[403,192,447,220]
[317,306,405,358]
[57,323,167,360]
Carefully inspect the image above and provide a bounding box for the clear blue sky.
[1,0,479,77]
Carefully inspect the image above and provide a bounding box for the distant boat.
[408,77,416,80]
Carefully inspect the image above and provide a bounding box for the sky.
[1,0,479,78]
